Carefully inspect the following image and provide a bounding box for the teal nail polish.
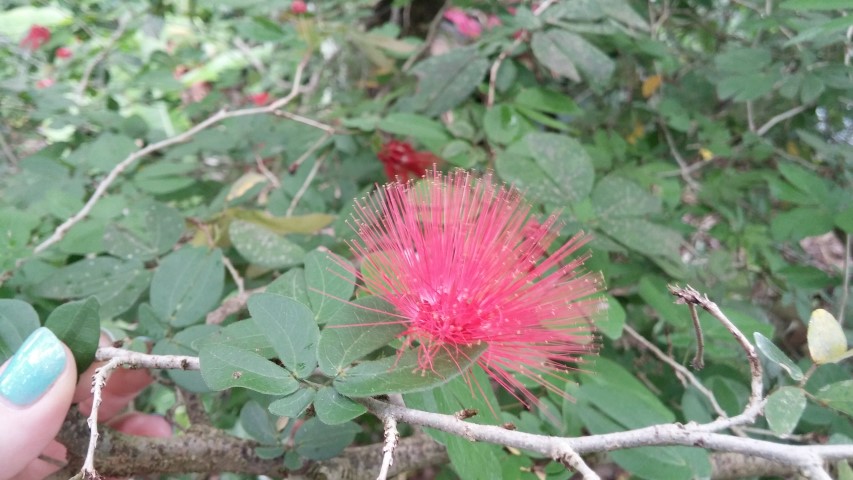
[0,327,67,406]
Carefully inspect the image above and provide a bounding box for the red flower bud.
[377,140,441,182]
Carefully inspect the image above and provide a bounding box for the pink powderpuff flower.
[444,7,482,39]
[291,0,308,14]
[20,25,51,51]
[346,170,603,407]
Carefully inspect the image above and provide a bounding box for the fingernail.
[0,327,67,406]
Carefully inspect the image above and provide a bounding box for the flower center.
[410,290,497,345]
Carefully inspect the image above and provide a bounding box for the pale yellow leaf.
[807,309,848,365]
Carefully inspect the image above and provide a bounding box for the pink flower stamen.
[346,170,603,408]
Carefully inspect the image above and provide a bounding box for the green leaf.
[44,297,100,373]
[598,0,649,30]
[597,295,625,340]
[334,343,487,397]
[133,162,196,194]
[592,175,661,218]
[293,418,361,460]
[199,344,299,395]
[304,250,355,323]
[514,87,581,115]
[483,105,526,145]
[598,217,682,260]
[754,332,804,381]
[248,293,319,378]
[496,133,594,205]
[103,201,184,261]
[815,380,853,416]
[150,247,224,327]
[780,0,852,10]
[195,318,276,359]
[269,388,316,418]
[531,30,580,82]
[0,208,38,271]
[377,113,450,146]
[531,30,615,83]
[317,296,405,376]
[266,267,310,306]
[807,309,849,365]
[33,257,150,319]
[67,132,136,171]
[410,47,490,117]
[765,386,806,435]
[229,219,306,269]
[240,400,279,445]
[314,387,367,425]
[0,299,40,363]
[152,325,219,393]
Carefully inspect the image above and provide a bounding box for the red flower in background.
[55,47,72,59]
[377,140,440,182]
[35,78,55,89]
[20,25,51,51]
[291,0,308,14]
[347,170,602,407]
[443,8,482,39]
[249,92,270,106]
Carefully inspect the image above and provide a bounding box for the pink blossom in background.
[35,78,55,89]
[249,92,270,106]
[291,0,307,14]
[444,7,482,39]
[20,25,51,51]
[55,47,73,59]
[347,170,602,407]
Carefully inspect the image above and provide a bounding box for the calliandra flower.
[346,170,602,407]
[20,25,51,51]
[377,140,440,182]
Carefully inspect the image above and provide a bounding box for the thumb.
[0,328,77,480]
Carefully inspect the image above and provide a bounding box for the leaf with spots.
[150,246,224,327]
[229,219,306,269]
[33,257,150,319]
[199,344,299,395]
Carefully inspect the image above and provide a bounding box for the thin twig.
[362,397,844,479]
[206,286,265,325]
[687,303,705,369]
[746,101,756,133]
[839,233,851,325]
[558,447,599,480]
[286,152,326,216]
[668,285,765,431]
[756,104,810,136]
[221,255,245,297]
[623,325,732,427]
[273,110,337,133]
[76,14,132,98]
[377,415,399,480]
[660,121,701,191]
[34,56,314,255]
[81,357,122,477]
[288,132,333,173]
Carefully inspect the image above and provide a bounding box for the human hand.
[0,328,171,480]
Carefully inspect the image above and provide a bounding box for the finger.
[0,328,77,480]
[109,412,172,437]
[76,368,153,420]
